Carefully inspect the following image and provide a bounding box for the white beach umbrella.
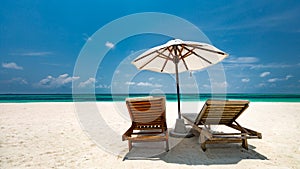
[132,39,228,136]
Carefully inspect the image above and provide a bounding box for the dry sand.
[1,101,300,169]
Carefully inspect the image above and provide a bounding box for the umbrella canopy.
[132,39,228,74]
[132,39,228,119]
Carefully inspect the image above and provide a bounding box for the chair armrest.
[228,123,262,139]
[122,125,134,141]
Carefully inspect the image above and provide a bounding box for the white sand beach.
[1,101,300,169]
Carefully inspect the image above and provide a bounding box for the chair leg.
[128,140,132,151]
[242,138,248,150]
[201,143,207,151]
[165,140,169,152]
[200,133,207,151]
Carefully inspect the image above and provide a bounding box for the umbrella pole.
[171,56,193,138]
[170,45,194,138]
[175,61,181,119]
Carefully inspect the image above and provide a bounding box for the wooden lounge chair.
[182,99,262,151]
[122,97,169,152]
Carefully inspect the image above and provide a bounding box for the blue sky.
[0,0,300,94]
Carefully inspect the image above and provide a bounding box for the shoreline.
[1,93,300,103]
[1,102,300,168]
[1,100,300,104]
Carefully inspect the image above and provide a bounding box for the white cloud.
[203,81,228,89]
[125,81,162,88]
[154,84,163,88]
[268,75,293,83]
[37,74,79,88]
[105,41,115,49]
[250,63,292,69]
[260,72,270,77]
[223,57,262,70]
[202,84,210,89]
[78,78,96,88]
[286,75,293,79]
[2,62,23,70]
[225,63,292,69]
[241,78,250,83]
[148,77,155,81]
[224,57,295,70]
[125,82,135,85]
[213,81,229,88]
[22,52,52,56]
[224,57,259,64]
[83,33,92,41]
[114,70,120,74]
[139,82,162,88]
[10,52,52,56]
[137,82,153,87]
[268,78,279,83]
[96,84,111,89]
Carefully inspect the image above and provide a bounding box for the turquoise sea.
[0,94,300,103]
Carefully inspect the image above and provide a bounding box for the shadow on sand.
[123,131,267,165]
